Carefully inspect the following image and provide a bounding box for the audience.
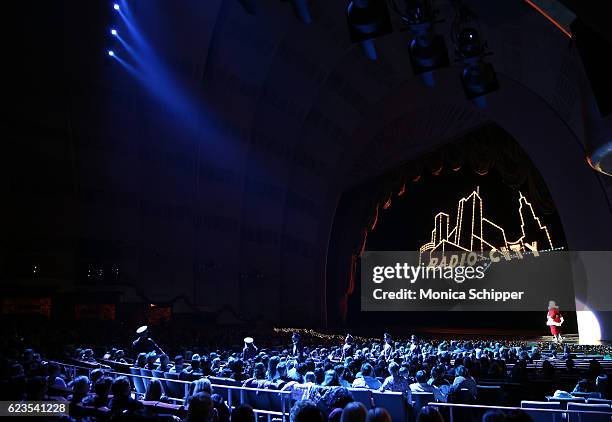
[2,327,611,422]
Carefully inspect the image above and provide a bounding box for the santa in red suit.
[546,300,564,343]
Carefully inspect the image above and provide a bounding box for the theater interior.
[2,0,612,420]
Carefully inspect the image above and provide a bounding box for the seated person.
[380,362,410,393]
[109,376,143,415]
[410,370,446,402]
[352,363,382,390]
[82,376,112,408]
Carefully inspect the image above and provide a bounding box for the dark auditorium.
[4,1,612,421]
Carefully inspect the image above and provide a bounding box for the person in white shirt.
[381,333,393,362]
[380,362,410,393]
[352,363,382,390]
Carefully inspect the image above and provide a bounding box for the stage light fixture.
[113,3,120,11]
[451,2,498,100]
[108,50,115,57]
[391,0,449,75]
[111,28,118,36]
[346,0,393,60]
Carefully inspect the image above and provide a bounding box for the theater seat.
[130,367,146,395]
[348,388,373,409]
[477,385,503,405]
[545,397,587,409]
[140,369,153,389]
[371,391,408,422]
[411,392,435,415]
[567,402,612,422]
[162,374,188,400]
[210,377,241,407]
[521,401,563,422]
[587,399,612,405]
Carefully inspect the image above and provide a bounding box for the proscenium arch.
[325,69,612,340]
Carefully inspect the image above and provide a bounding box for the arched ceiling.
[5,0,612,326]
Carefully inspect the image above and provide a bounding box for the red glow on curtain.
[370,205,379,230]
[359,229,368,256]
[383,197,392,209]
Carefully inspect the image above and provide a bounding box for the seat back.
[140,369,153,390]
[521,401,563,422]
[477,385,503,405]
[164,377,188,400]
[348,388,373,409]
[371,392,408,422]
[210,377,241,407]
[412,392,435,415]
[242,390,289,412]
[130,367,146,395]
[567,403,611,422]
[152,370,167,393]
[587,399,612,405]
[545,397,587,409]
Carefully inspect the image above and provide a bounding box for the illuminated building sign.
[419,188,555,265]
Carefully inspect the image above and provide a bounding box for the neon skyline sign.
[419,187,555,265]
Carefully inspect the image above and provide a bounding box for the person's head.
[366,407,391,422]
[187,392,216,422]
[145,378,164,401]
[415,370,428,383]
[345,335,354,345]
[111,376,132,399]
[575,379,590,392]
[388,362,400,377]
[277,362,288,378]
[191,354,201,370]
[417,406,444,422]
[290,400,324,422]
[325,387,354,410]
[136,353,147,368]
[86,370,101,387]
[212,393,230,422]
[174,355,184,369]
[455,365,469,378]
[504,409,534,422]
[341,401,367,422]
[292,333,301,343]
[482,410,507,422]
[159,354,170,367]
[192,377,213,395]
[146,352,157,365]
[94,376,112,398]
[360,362,373,377]
[384,333,392,344]
[548,301,557,310]
[72,375,90,398]
[304,371,316,383]
[323,369,340,386]
[431,365,445,380]
[253,362,266,380]
[232,404,255,422]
